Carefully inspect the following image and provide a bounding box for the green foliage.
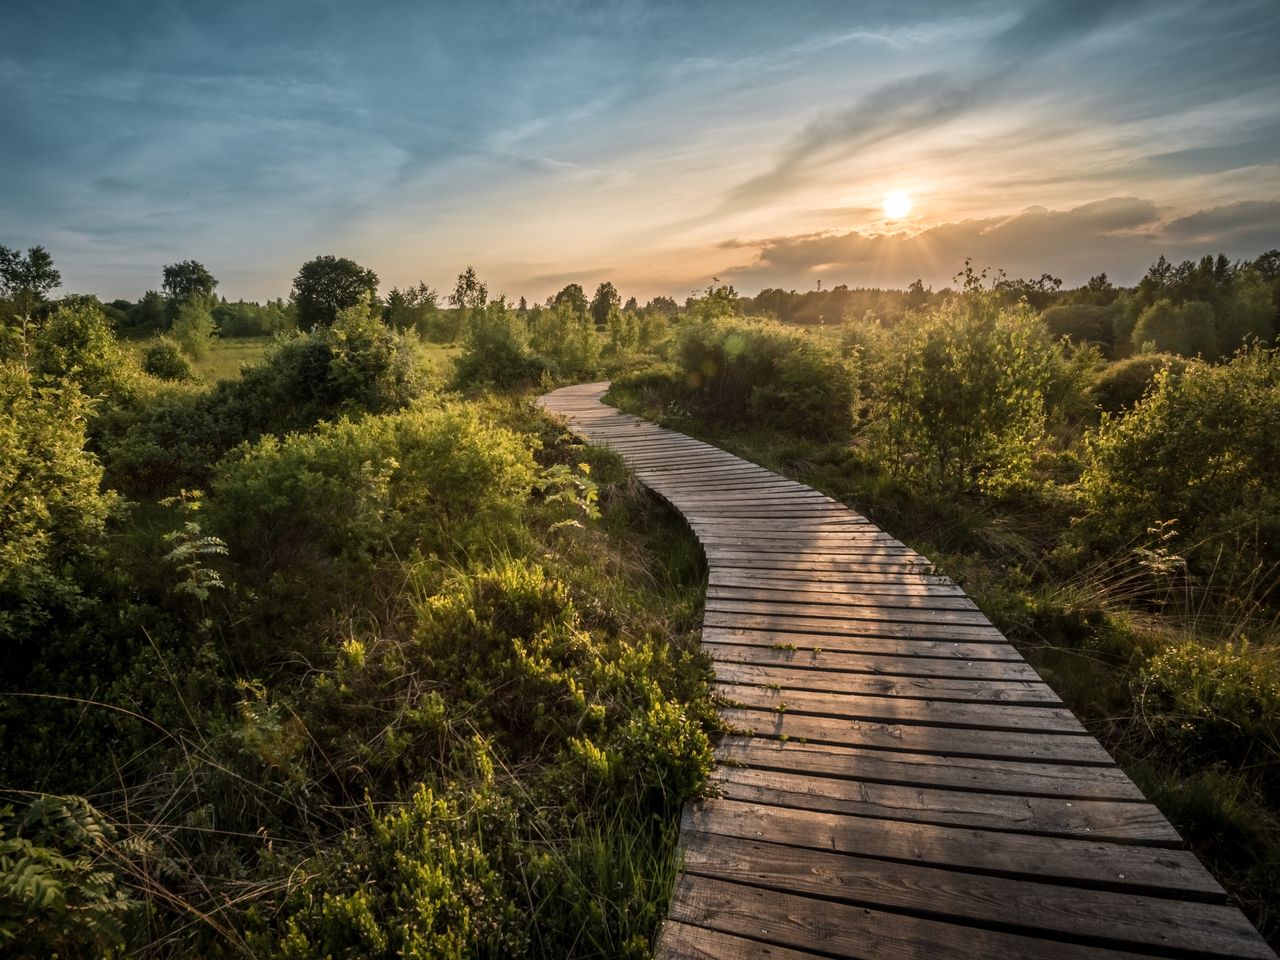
[871,288,1058,492]
[450,266,488,310]
[292,254,380,328]
[170,298,217,360]
[673,317,855,439]
[97,309,433,496]
[527,302,601,377]
[272,785,525,960]
[454,302,551,388]
[0,796,138,959]
[30,300,139,399]
[1138,642,1279,776]
[1132,298,1217,357]
[1075,347,1280,595]
[0,362,117,651]
[0,244,60,322]
[127,290,167,331]
[1040,302,1117,353]
[161,259,217,306]
[590,281,620,327]
[141,335,193,380]
[211,404,536,578]
[1090,353,1187,413]
[212,299,292,337]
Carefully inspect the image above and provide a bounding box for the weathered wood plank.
[719,707,1116,764]
[702,626,1022,660]
[702,610,1007,641]
[685,799,1224,897]
[702,640,1043,679]
[679,832,1269,957]
[711,765,1180,843]
[667,874,1170,960]
[716,736,1143,800]
[713,661,1062,704]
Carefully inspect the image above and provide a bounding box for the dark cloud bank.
[722,197,1280,290]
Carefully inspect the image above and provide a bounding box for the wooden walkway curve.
[538,382,1275,960]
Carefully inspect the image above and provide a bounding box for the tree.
[293,255,380,328]
[0,245,61,314]
[647,295,678,316]
[590,281,621,327]
[128,290,167,330]
[551,283,587,319]
[1132,299,1216,357]
[905,278,929,311]
[623,296,638,312]
[171,299,217,360]
[449,266,488,310]
[161,260,218,305]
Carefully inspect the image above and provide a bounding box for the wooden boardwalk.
[538,382,1276,960]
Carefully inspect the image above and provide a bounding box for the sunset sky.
[3,0,1279,303]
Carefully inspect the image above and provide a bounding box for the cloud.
[718,0,1155,212]
[721,197,1279,290]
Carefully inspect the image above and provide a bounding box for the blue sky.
[2,0,1278,302]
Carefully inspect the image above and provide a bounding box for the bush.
[29,301,139,400]
[454,304,551,389]
[672,317,855,439]
[210,405,537,579]
[870,290,1058,492]
[1138,641,1279,775]
[1131,298,1217,357]
[141,336,192,380]
[1041,302,1116,353]
[95,308,433,496]
[1090,353,1187,413]
[271,784,526,960]
[0,363,117,653]
[1075,347,1280,595]
[527,302,601,378]
[170,299,217,360]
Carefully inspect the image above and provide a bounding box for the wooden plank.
[704,597,993,626]
[715,683,1085,734]
[678,833,1270,957]
[716,736,1144,800]
[708,570,967,596]
[667,874,1168,960]
[713,661,1062,704]
[685,799,1224,897]
[703,610,1007,642]
[707,584,979,611]
[658,921,827,960]
[702,640,1044,679]
[702,626,1022,660]
[711,766,1181,844]
[719,708,1116,764]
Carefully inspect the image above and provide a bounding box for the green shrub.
[95,308,433,496]
[211,405,537,577]
[1138,641,1279,773]
[271,784,526,960]
[29,301,139,400]
[141,335,192,380]
[1041,302,1116,352]
[1131,298,1217,357]
[0,363,117,653]
[527,302,601,378]
[870,290,1058,492]
[1090,353,1187,413]
[170,299,217,360]
[1075,347,1280,594]
[454,303,552,389]
[0,796,139,959]
[672,317,855,439]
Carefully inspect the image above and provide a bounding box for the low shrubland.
[0,294,715,957]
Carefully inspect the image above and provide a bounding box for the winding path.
[538,382,1275,960]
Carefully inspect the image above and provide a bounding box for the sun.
[883,190,913,219]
